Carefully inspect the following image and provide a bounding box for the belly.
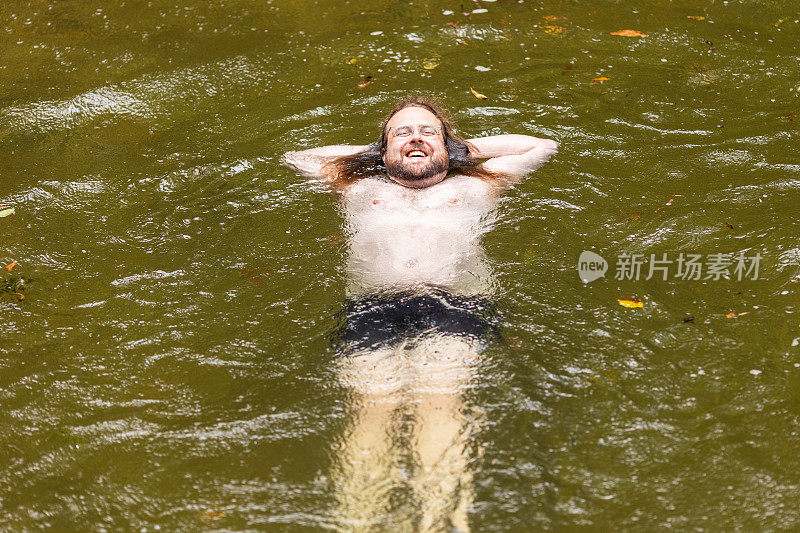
[344,214,495,297]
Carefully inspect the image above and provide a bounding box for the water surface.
[2,0,800,530]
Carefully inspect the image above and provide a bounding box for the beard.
[384,154,449,183]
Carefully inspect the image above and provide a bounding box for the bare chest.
[342,175,495,220]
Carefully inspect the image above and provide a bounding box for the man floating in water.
[284,94,558,351]
[284,94,557,531]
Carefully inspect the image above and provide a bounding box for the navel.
[372,199,380,205]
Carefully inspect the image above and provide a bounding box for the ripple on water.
[1,87,152,134]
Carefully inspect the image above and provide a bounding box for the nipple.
[449,198,459,204]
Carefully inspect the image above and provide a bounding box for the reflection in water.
[334,334,482,532]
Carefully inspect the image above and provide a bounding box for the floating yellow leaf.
[543,25,566,34]
[470,87,488,100]
[0,205,14,218]
[422,58,440,69]
[610,30,648,37]
[617,298,643,308]
[592,77,609,83]
[200,509,226,523]
[726,311,749,318]
[687,15,705,20]
[774,17,788,27]
[5,260,17,272]
[346,58,357,64]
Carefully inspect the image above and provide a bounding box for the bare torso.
[283,132,558,297]
[341,174,499,298]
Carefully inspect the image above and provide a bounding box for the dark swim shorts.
[333,290,501,352]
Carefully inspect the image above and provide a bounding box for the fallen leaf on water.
[665,194,684,205]
[726,311,749,318]
[446,22,459,28]
[14,292,24,301]
[543,25,566,34]
[543,15,563,21]
[655,194,684,212]
[592,77,609,83]
[687,15,706,20]
[683,315,695,323]
[610,30,648,37]
[357,76,372,89]
[422,57,440,70]
[618,298,643,308]
[775,17,788,27]
[346,58,357,64]
[0,205,15,218]
[655,194,683,213]
[456,40,468,45]
[470,87,488,100]
[725,221,734,229]
[200,510,226,523]
[5,261,17,272]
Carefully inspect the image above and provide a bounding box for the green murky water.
[2,0,800,530]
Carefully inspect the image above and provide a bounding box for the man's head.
[323,93,505,189]
[379,98,451,188]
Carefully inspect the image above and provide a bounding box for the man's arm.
[283,145,369,179]
[466,134,558,181]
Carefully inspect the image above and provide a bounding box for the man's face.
[382,106,449,188]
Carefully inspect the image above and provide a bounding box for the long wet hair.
[323,94,507,186]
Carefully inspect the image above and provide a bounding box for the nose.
[409,127,425,141]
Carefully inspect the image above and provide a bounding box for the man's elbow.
[542,139,559,154]
[282,151,299,168]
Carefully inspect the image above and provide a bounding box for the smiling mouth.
[406,150,428,159]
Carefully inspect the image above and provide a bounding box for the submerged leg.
[333,343,415,531]
[409,335,480,533]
